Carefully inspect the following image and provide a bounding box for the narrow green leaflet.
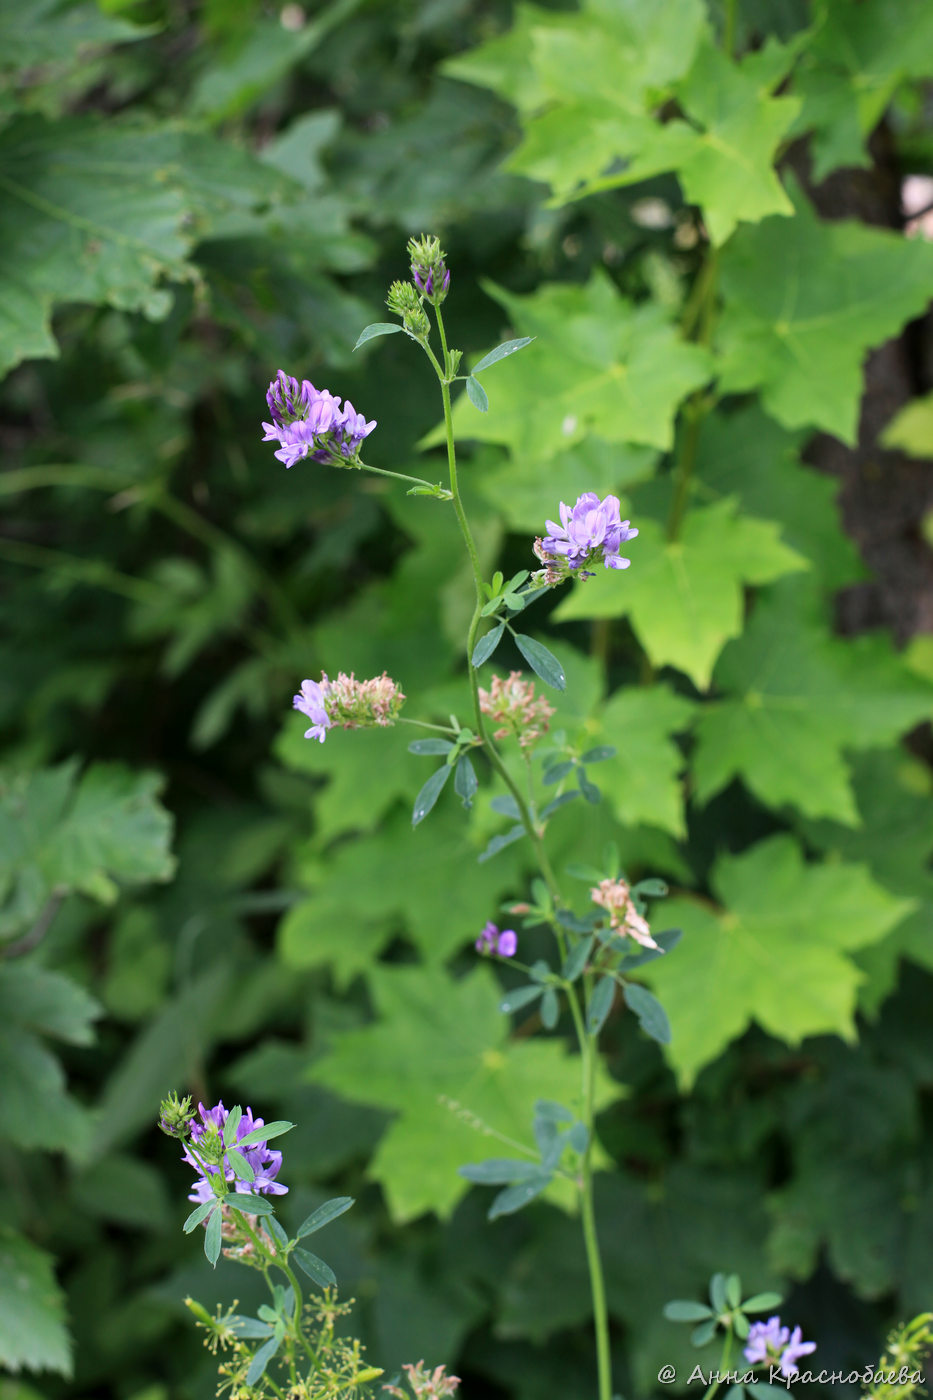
[204,1208,223,1267]
[623,983,671,1045]
[352,322,402,350]
[183,1201,216,1233]
[643,835,913,1086]
[411,766,452,827]
[553,499,807,689]
[587,685,695,838]
[0,1227,72,1376]
[310,964,622,1222]
[293,1247,337,1288]
[245,1334,282,1387]
[0,761,175,942]
[512,633,566,691]
[718,181,933,444]
[693,593,933,823]
[472,623,505,667]
[471,336,534,374]
[576,37,800,245]
[466,376,489,412]
[423,275,711,459]
[297,1197,354,1238]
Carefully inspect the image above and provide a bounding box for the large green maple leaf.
[0,115,296,375]
[574,38,800,245]
[446,4,797,244]
[310,964,622,1221]
[694,404,862,589]
[425,274,711,458]
[552,498,807,689]
[590,685,696,838]
[279,805,526,988]
[717,182,933,444]
[791,0,933,180]
[693,591,933,823]
[0,761,175,942]
[643,835,913,1087]
[0,1228,72,1376]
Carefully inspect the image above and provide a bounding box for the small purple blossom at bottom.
[744,1315,816,1377]
[536,492,638,582]
[475,922,517,957]
[183,1101,287,1204]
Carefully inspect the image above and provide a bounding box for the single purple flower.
[540,492,638,578]
[744,1315,816,1375]
[474,922,517,957]
[475,920,498,953]
[183,1101,287,1204]
[261,373,375,470]
[496,929,518,957]
[294,678,332,743]
[780,1325,817,1377]
[744,1316,789,1364]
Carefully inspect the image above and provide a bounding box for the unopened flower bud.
[387,279,430,338]
[407,233,450,305]
[158,1091,195,1138]
[198,1123,226,1165]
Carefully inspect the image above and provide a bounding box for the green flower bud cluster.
[158,1091,195,1139]
[387,279,430,338]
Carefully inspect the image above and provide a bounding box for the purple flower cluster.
[412,266,450,298]
[744,1316,816,1377]
[475,922,517,957]
[262,370,375,469]
[539,492,638,578]
[183,1101,287,1204]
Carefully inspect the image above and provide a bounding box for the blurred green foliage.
[2,0,933,1395]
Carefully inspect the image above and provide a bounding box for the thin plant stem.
[357,459,449,494]
[702,1328,734,1400]
[430,302,614,1400]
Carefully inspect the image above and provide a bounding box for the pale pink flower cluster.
[478,670,555,748]
[382,1361,461,1399]
[322,670,406,730]
[294,671,405,742]
[590,878,660,950]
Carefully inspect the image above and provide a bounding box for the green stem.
[357,459,450,495]
[397,717,459,734]
[723,0,738,57]
[667,250,719,542]
[430,304,614,1400]
[702,1328,734,1400]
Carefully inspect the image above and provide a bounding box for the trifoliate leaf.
[553,499,807,689]
[718,181,933,444]
[0,1228,71,1376]
[693,592,933,823]
[423,274,711,458]
[643,835,914,1086]
[310,964,622,1221]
